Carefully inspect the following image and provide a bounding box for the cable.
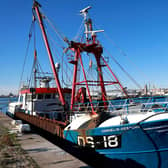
[92,22,148,88]
[18,21,35,92]
[42,9,67,44]
[44,26,73,86]
[104,48,142,89]
[73,19,85,41]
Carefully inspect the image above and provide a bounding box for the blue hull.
[64,119,168,167]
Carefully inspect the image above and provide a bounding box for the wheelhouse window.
[37,94,43,99]
[52,93,56,99]
[19,95,23,102]
[45,94,51,99]
[27,94,32,102]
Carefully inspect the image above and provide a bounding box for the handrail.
[72,99,168,115]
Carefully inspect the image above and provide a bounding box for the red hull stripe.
[20,88,71,94]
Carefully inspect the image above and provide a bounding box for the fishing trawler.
[8,79,71,120]
[8,1,168,167]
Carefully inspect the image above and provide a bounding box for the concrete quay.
[0,112,91,168]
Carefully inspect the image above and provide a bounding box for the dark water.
[0,97,17,114]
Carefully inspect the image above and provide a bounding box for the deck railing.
[72,97,168,116]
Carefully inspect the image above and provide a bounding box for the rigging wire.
[20,15,51,89]
[43,21,65,49]
[19,6,74,90]
[103,48,142,89]
[43,22,73,86]
[36,58,46,76]
[18,21,35,92]
[42,17,72,65]
[42,10,89,87]
[91,22,146,88]
[83,51,123,94]
[28,57,46,88]
[35,8,74,88]
[41,9,67,44]
[28,18,38,88]
[80,53,122,100]
[61,53,72,87]
[28,65,34,88]
[71,30,124,98]
[73,19,85,41]
[100,55,128,93]
[102,31,149,80]
[31,7,129,100]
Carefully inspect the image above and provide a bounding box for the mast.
[33,1,65,106]
[80,7,107,103]
[69,6,127,114]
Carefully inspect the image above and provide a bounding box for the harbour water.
[0,97,17,113]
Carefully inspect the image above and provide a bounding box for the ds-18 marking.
[77,135,121,149]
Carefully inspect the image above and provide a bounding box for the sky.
[1,0,168,95]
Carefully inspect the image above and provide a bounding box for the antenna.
[80,6,92,18]
[80,6,92,40]
[85,30,104,36]
[80,6,104,42]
